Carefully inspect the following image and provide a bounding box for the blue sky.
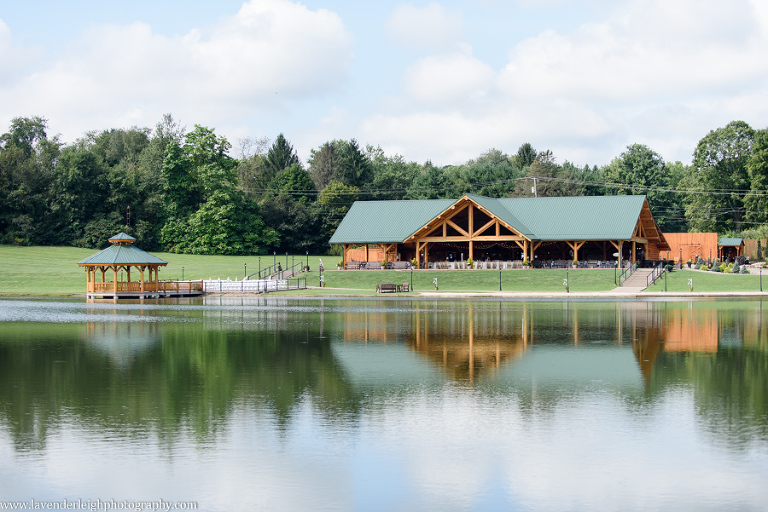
[1,0,766,167]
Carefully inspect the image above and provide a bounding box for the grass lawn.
[317,268,617,293]
[1,245,766,296]
[0,245,330,296]
[643,267,767,293]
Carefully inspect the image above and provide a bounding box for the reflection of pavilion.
[332,303,670,387]
[330,301,756,389]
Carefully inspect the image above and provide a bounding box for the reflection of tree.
[0,321,356,452]
[2,299,767,453]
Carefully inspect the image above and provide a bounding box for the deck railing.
[90,281,203,293]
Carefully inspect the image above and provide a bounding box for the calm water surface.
[0,297,767,511]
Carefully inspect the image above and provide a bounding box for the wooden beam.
[446,219,469,237]
[476,218,496,237]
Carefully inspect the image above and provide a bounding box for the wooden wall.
[662,233,719,262]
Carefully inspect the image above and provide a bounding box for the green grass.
[643,267,767,293]
[2,244,766,296]
[0,245,330,296]
[316,268,617,293]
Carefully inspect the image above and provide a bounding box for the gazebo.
[718,237,745,261]
[77,232,200,299]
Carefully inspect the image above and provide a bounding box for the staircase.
[617,268,655,292]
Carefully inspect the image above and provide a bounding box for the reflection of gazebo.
[78,233,202,299]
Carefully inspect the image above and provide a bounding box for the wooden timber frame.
[339,196,668,269]
[77,232,202,299]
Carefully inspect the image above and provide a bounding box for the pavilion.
[329,194,670,268]
[77,232,201,299]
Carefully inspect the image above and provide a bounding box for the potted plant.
[687,259,692,268]
[467,257,473,268]
[381,259,387,269]
[337,259,343,270]
[523,258,529,267]
[572,259,578,268]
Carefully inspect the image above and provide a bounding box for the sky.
[1,0,767,167]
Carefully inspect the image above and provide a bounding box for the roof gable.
[329,195,656,244]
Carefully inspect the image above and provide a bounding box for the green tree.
[406,164,455,199]
[685,121,755,232]
[50,148,110,244]
[160,126,274,254]
[265,133,300,175]
[268,164,317,202]
[338,139,373,189]
[259,194,324,254]
[317,181,359,241]
[457,148,520,197]
[745,129,768,226]
[308,141,343,191]
[514,142,537,170]
[366,146,420,201]
[0,117,60,244]
[602,143,686,232]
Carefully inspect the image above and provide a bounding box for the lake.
[0,297,767,511]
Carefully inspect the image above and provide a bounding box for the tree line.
[1,115,767,255]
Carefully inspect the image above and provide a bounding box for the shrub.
[732,263,740,274]
[665,264,674,272]
[467,257,473,268]
[740,266,750,274]
[711,264,721,272]
[699,265,709,271]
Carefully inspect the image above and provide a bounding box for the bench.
[400,283,409,292]
[376,283,398,293]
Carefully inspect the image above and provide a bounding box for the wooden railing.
[90,281,203,293]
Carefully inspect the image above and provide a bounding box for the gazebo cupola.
[77,232,168,298]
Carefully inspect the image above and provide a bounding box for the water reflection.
[1,298,767,510]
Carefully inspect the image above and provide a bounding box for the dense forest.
[1,115,767,255]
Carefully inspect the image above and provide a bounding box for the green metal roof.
[109,232,136,242]
[78,243,167,266]
[718,237,744,246]
[329,199,456,244]
[497,195,646,241]
[329,194,649,244]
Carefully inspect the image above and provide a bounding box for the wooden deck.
[86,280,204,299]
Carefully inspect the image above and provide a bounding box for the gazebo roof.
[718,237,744,247]
[78,233,167,266]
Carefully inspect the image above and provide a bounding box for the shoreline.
[5,289,765,300]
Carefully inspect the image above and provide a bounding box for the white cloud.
[386,2,464,51]
[0,0,353,143]
[361,0,768,166]
[403,46,494,103]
